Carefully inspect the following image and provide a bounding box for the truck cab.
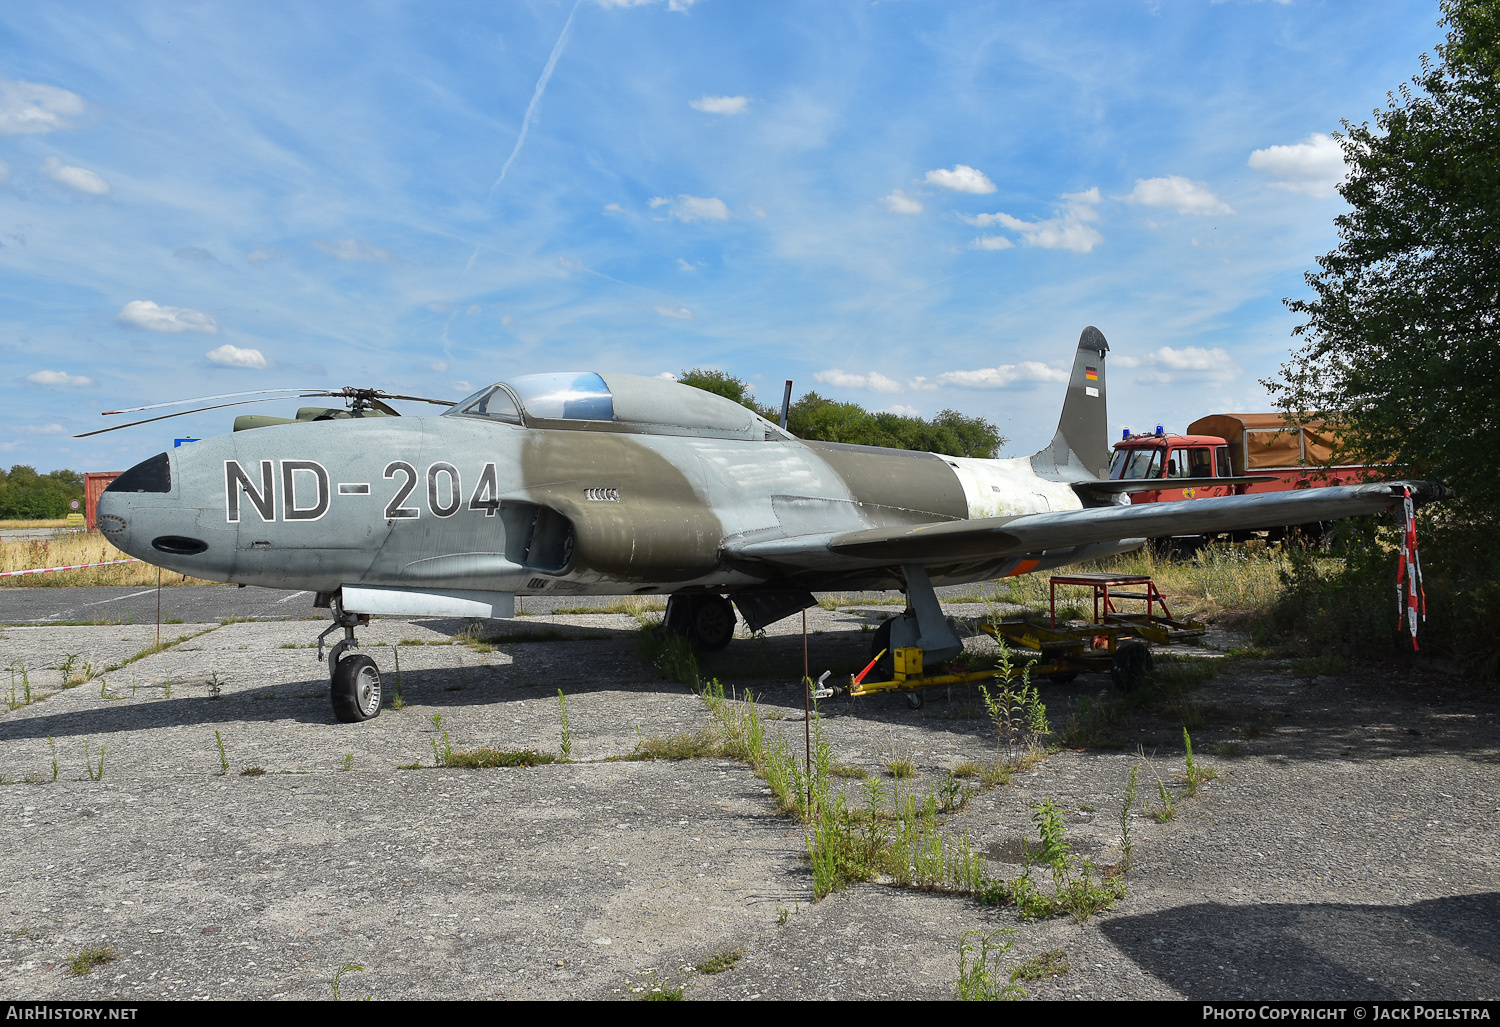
[1109,429,1235,504]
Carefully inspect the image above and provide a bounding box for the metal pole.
[780,380,793,430]
[156,565,161,646]
[803,608,811,812]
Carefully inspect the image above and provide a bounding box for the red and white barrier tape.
[0,558,141,578]
[1396,485,1426,650]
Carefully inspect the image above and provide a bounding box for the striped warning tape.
[0,558,141,578]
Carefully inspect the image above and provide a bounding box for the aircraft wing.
[725,481,1445,567]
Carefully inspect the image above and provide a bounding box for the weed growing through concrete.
[340,753,354,772]
[631,967,686,1001]
[46,736,57,782]
[978,798,1126,922]
[637,621,701,689]
[430,713,443,732]
[7,660,31,710]
[206,672,224,700]
[695,948,743,975]
[389,646,404,709]
[558,689,572,759]
[1180,728,1219,796]
[955,930,1024,1001]
[1151,778,1177,823]
[214,730,228,776]
[1120,764,1140,869]
[82,739,106,782]
[331,964,365,1000]
[1010,947,1070,982]
[241,767,266,777]
[67,945,120,976]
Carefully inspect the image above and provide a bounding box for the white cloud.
[603,202,625,215]
[0,159,9,184]
[501,315,513,326]
[962,188,1103,253]
[426,301,448,312]
[118,300,218,334]
[313,238,395,262]
[924,164,996,194]
[677,258,705,272]
[429,361,449,373]
[246,248,279,264]
[206,344,267,369]
[1121,176,1233,215]
[0,79,86,135]
[655,305,692,319]
[813,369,903,393]
[882,189,923,215]
[27,370,92,388]
[935,362,1069,389]
[970,235,1014,250]
[19,423,65,434]
[649,194,731,222]
[690,95,748,115]
[467,304,482,315]
[884,404,920,417]
[597,0,696,7]
[1132,345,1238,384]
[1248,133,1347,198]
[40,156,108,195]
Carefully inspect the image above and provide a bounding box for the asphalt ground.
[0,596,1496,1001]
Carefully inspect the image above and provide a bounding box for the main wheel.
[1110,640,1154,693]
[691,595,736,651]
[332,653,382,723]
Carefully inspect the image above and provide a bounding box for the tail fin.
[1030,326,1110,481]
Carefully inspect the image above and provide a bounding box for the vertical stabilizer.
[1030,326,1110,481]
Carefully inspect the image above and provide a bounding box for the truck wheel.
[332,654,382,723]
[1110,641,1153,693]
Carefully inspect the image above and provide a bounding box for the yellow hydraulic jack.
[844,573,1206,708]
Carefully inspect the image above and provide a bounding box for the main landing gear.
[662,593,736,651]
[317,598,382,723]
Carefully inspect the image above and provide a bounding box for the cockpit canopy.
[447,371,788,442]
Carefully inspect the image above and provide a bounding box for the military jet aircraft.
[93,327,1442,722]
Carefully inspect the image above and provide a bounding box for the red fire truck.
[1109,413,1381,547]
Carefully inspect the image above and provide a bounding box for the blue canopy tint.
[507,372,614,421]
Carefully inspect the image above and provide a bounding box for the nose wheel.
[317,598,381,722]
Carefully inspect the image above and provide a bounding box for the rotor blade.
[377,392,460,407]
[74,395,328,438]
[368,398,402,417]
[101,387,330,416]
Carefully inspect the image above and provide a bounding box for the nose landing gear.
[317,598,382,722]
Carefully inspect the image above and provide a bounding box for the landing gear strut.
[317,597,382,722]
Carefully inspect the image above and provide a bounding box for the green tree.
[1266,0,1500,510]
[0,465,84,520]
[1264,0,1500,674]
[675,368,766,412]
[676,371,1007,458]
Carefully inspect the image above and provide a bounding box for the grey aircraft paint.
[96,326,1444,720]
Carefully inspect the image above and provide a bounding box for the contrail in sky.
[487,0,582,202]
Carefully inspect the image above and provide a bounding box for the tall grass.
[0,531,212,587]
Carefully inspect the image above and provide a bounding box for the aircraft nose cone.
[97,450,211,564]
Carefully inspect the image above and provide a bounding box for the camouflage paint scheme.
[97,327,1438,620]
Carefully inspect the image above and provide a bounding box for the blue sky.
[0,0,1445,472]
